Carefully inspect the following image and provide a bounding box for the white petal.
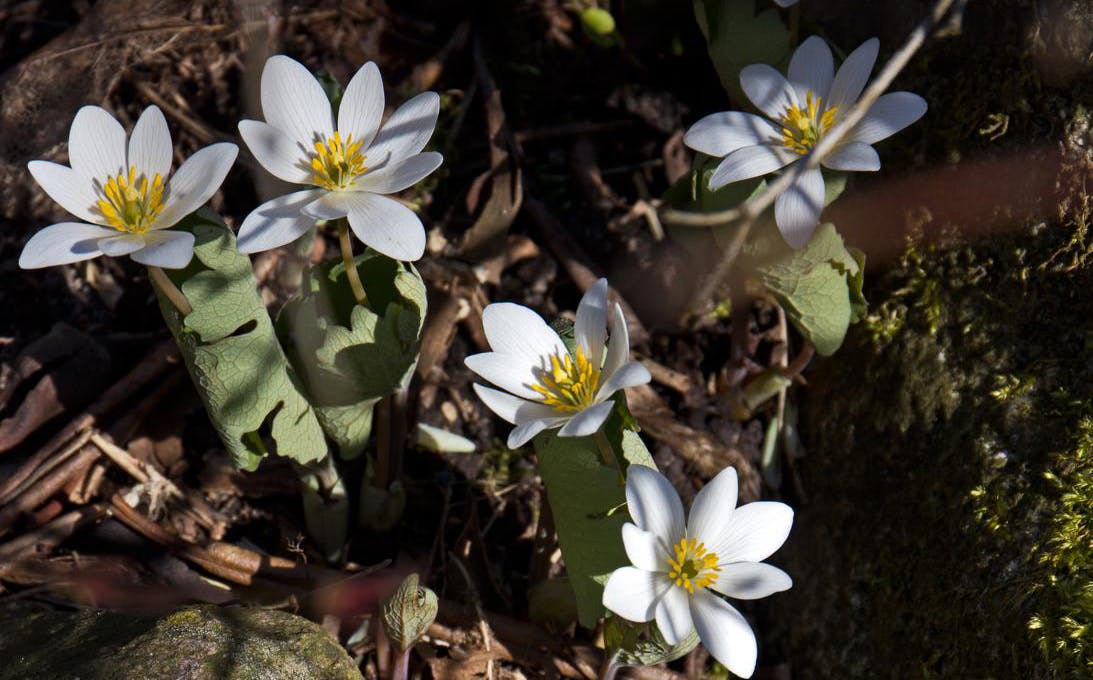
[557,401,614,437]
[507,417,565,449]
[625,465,685,544]
[684,111,781,159]
[472,383,558,424]
[774,167,824,249]
[687,466,738,554]
[464,351,543,401]
[18,222,114,268]
[596,362,651,401]
[851,92,928,145]
[343,191,426,261]
[127,105,172,181]
[238,120,312,184]
[261,55,334,149]
[788,36,834,103]
[827,38,879,113]
[717,502,794,564]
[365,91,440,167]
[622,523,665,572]
[575,278,608,368]
[27,161,100,224]
[236,189,322,253]
[338,61,385,149]
[709,145,795,190]
[354,152,442,195]
[480,302,568,367]
[772,0,798,6]
[129,229,195,269]
[68,106,126,182]
[689,591,757,679]
[601,303,630,382]
[98,234,146,257]
[739,64,796,120]
[711,562,792,600]
[301,191,351,220]
[822,142,880,172]
[655,587,693,645]
[154,143,238,229]
[602,567,670,623]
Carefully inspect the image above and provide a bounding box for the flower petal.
[338,61,385,149]
[301,191,352,221]
[261,55,334,149]
[774,167,824,249]
[27,161,101,224]
[365,91,440,167]
[822,141,880,172]
[622,523,665,572]
[343,191,426,261]
[602,303,630,382]
[18,222,114,269]
[851,91,928,145]
[471,383,559,424]
[354,151,442,195]
[687,466,738,553]
[709,145,795,190]
[689,591,757,679]
[480,302,568,367]
[98,234,146,257]
[716,501,794,564]
[827,38,879,113]
[655,587,693,645]
[602,567,670,623]
[155,143,238,229]
[684,111,781,159]
[464,351,544,401]
[507,417,565,449]
[237,189,323,253]
[772,0,798,6]
[596,361,650,401]
[238,120,312,184]
[68,106,126,183]
[788,36,834,103]
[739,64,796,120]
[128,105,173,181]
[129,229,195,269]
[625,465,685,544]
[575,278,609,368]
[557,401,614,437]
[711,562,792,600]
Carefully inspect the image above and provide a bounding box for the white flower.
[684,35,927,248]
[603,465,793,678]
[20,105,237,269]
[236,56,442,261]
[465,279,651,449]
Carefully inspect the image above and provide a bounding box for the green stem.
[593,429,619,470]
[148,266,192,316]
[296,455,349,564]
[336,219,369,307]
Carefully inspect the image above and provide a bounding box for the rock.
[0,603,363,680]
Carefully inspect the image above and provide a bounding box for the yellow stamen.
[665,537,721,594]
[779,90,838,155]
[529,346,601,413]
[94,165,166,234]
[310,131,368,190]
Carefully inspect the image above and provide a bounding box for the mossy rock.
[0,603,363,680]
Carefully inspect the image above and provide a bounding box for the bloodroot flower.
[237,55,442,261]
[20,105,237,269]
[683,36,927,248]
[603,465,794,678]
[466,279,651,449]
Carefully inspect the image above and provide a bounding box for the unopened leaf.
[606,617,701,667]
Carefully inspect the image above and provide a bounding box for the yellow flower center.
[95,166,166,234]
[779,90,838,155]
[666,538,721,595]
[529,346,601,413]
[310,131,367,190]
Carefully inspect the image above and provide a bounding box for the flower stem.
[336,218,369,307]
[147,266,192,317]
[593,429,619,470]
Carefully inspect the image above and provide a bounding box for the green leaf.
[694,0,790,104]
[534,414,656,629]
[155,213,328,471]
